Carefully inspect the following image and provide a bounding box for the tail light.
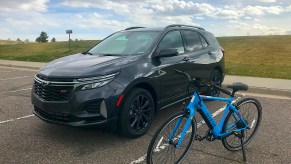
[221,48,225,55]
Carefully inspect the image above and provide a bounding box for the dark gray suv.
[32,24,225,138]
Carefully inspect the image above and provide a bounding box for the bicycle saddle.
[227,82,248,92]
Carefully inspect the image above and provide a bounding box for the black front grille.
[34,81,74,101]
[34,107,73,122]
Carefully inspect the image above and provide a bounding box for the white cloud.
[244,16,252,20]
[243,6,284,15]
[255,0,276,2]
[1,0,291,41]
[196,17,204,20]
[229,21,289,35]
[0,0,49,12]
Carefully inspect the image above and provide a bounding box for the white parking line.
[0,70,15,73]
[0,88,32,94]
[0,76,30,81]
[0,114,34,124]
[0,66,38,72]
[129,97,242,164]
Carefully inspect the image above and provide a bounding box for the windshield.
[88,31,160,56]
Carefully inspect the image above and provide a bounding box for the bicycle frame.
[169,91,249,148]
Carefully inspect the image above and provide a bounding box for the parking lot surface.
[0,66,290,164]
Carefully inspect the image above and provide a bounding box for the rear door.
[180,30,213,80]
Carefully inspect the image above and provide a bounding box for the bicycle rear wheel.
[222,98,262,151]
[146,111,196,164]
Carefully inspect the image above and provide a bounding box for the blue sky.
[0,0,290,41]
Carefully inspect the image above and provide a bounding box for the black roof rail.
[165,24,205,30]
[124,27,145,30]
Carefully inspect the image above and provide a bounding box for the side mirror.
[155,48,178,58]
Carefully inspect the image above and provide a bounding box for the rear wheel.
[207,69,222,97]
[147,111,196,164]
[119,88,155,138]
[222,98,262,151]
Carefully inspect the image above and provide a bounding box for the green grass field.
[0,40,98,62]
[0,36,290,79]
[217,35,291,79]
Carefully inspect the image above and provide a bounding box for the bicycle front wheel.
[222,98,262,151]
[146,111,196,164]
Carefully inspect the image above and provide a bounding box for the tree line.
[36,31,56,43]
[35,31,81,43]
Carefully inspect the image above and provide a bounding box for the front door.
[154,30,189,106]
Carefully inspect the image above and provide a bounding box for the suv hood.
[38,53,141,78]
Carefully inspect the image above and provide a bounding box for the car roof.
[123,25,207,33]
[123,27,164,32]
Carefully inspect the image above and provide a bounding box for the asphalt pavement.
[0,66,290,164]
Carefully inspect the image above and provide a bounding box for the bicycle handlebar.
[174,69,232,96]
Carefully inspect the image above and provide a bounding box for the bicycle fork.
[168,109,195,148]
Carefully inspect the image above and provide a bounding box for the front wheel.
[147,111,196,164]
[119,88,155,138]
[222,98,262,151]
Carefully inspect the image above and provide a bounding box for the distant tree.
[75,39,78,41]
[8,38,10,41]
[36,31,49,43]
[17,38,21,42]
[25,39,29,42]
[51,37,56,42]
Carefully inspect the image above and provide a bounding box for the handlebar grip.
[212,85,232,96]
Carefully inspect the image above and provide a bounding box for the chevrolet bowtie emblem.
[41,81,50,86]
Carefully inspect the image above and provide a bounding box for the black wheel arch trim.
[116,77,159,113]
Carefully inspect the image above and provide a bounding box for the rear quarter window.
[204,32,220,46]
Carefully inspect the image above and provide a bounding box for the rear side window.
[200,35,208,48]
[181,30,203,52]
[204,32,220,46]
[158,30,185,54]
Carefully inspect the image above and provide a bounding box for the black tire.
[118,88,155,138]
[206,69,222,97]
[147,111,196,164]
[222,98,262,151]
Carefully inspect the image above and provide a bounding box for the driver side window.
[157,31,185,54]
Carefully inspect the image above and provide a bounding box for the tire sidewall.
[207,69,222,96]
[119,88,155,138]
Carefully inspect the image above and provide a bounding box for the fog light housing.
[100,100,107,118]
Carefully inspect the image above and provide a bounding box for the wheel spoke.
[141,100,149,110]
[141,113,149,122]
[130,117,138,128]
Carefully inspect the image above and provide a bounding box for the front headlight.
[76,72,119,91]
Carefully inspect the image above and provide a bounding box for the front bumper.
[31,80,124,127]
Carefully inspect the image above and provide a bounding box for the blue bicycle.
[147,70,262,163]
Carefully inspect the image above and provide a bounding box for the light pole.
[66,30,72,50]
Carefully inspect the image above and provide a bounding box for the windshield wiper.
[82,51,94,55]
[100,54,120,56]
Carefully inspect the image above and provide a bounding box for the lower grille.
[34,107,73,122]
[84,100,102,114]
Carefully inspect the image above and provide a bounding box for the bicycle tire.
[146,111,196,164]
[222,98,262,151]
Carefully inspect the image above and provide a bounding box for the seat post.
[230,90,236,97]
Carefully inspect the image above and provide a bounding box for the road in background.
[0,67,290,163]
